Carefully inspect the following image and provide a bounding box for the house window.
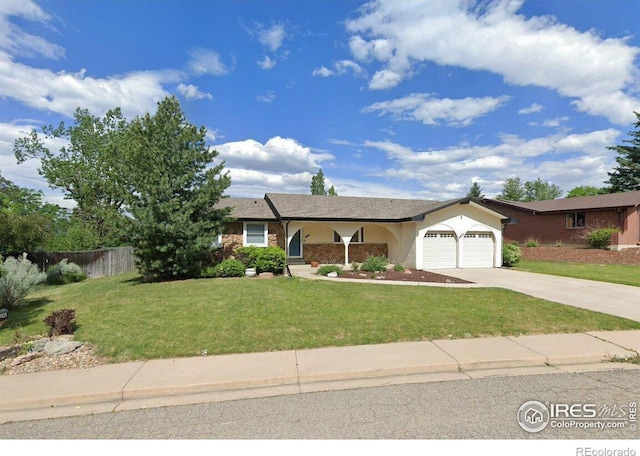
[333,228,364,244]
[244,222,268,247]
[566,212,586,228]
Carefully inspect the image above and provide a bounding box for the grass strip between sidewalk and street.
[1,272,639,363]
[516,260,640,287]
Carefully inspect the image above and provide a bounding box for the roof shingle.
[484,190,640,213]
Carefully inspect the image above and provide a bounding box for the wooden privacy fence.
[30,246,137,278]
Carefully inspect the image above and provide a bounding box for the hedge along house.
[482,190,640,250]
[216,193,510,269]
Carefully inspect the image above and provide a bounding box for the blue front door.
[290,230,302,257]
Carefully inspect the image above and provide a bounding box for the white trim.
[243,222,268,247]
[211,234,223,249]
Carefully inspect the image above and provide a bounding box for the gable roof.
[264,193,468,222]
[484,190,640,214]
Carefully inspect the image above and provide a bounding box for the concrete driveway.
[433,268,640,323]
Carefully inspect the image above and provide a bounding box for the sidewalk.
[1,330,639,424]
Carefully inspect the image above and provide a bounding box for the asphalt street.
[1,369,638,440]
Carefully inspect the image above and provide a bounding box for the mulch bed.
[337,268,472,284]
[522,246,640,265]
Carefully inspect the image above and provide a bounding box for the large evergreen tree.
[121,96,232,280]
[466,182,484,200]
[310,169,327,195]
[607,111,640,192]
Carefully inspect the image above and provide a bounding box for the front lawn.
[516,260,640,287]
[2,273,639,362]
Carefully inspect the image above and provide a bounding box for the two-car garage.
[422,231,495,269]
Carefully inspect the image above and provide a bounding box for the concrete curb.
[0,330,639,423]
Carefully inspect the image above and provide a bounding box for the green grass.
[516,260,640,287]
[1,272,639,363]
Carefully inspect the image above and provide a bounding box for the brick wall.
[495,205,632,246]
[302,243,388,264]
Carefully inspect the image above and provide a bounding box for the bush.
[0,254,46,310]
[46,259,87,285]
[393,263,405,272]
[360,255,388,272]
[254,246,286,274]
[502,242,523,267]
[317,265,343,276]
[205,259,246,278]
[43,309,76,337]
[234,246,261,269]
[525,239,538,247]
[583,228,618,250]
[351,262,359,271]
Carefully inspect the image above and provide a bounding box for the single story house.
[215,193,510,269]
[482,190,640,250]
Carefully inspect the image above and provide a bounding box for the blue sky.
[1,0,639,207]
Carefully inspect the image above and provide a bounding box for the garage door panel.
[463,233,494,268]
[423,232,457,269]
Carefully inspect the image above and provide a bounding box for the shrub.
[360,255,388,272]
[0,254,46,310]
[206,259,246,278]
[351,262,359,271]
[43,309,76,337]
[254,246,286,274]
[583,228,618,250]
[502,243,523,267]
[317,265,343,276]
[46,259,87,285]
[234,246,261,269]
[393,263,406,272]
[525,239,538,247]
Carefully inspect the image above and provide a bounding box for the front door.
[289,229,302,257]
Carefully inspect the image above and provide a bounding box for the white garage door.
[462,233,494,268]
[423,232,457,269]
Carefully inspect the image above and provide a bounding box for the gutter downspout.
[284,219,292,277]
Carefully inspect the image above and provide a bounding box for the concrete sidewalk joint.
[1,330,639,424]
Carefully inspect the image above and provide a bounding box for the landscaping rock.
[327,272,339,278]
[257,272,274,279]
[30,339,48,353]
[44,340,83,356]
[11,351,42,367]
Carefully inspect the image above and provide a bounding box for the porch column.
[343,239,350,266]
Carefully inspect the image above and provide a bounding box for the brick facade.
[302,243,388,264]
[495,205,639,247]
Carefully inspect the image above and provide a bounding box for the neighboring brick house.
[482,191,640,250]
[215,193,510,269]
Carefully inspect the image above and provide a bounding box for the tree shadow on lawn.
[0,297,54,339]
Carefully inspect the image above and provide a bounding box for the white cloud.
[258,23,287,52]
[518,103,543,114]
[0,0,64,60]
[363,93,510,126]
[255,91,276,103]
[312,66,334,77]
[363,128,622,199]
[312,60,365,78]
[176,83,213,101]
[542,116,569,127]
[0,5,180,120]
[187,48,229,76]
[368,69,403,90]
[215,136,334,175]
[257,55,276,70]
[0,54,177,119]
[346,0,640,124]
